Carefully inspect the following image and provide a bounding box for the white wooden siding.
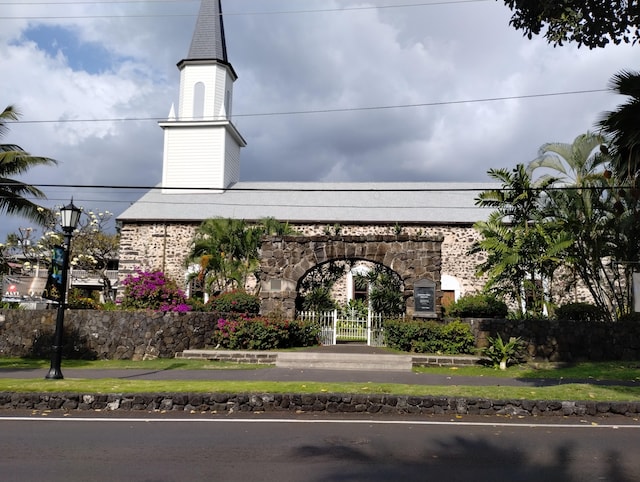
[224,130,240,186]
[178,64,230,121]
[162,126,226,192]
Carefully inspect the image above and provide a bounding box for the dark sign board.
[414,279,436,314]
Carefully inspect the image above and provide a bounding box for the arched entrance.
[258,234,443,319]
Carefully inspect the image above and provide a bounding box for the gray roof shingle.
[117,182,500,225]
[187,0,227,62]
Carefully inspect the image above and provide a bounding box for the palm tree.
[187,218,265,296]
[526,132,618,317]
[527,132,608,187]
[472,164,567,315]
[598,70,640,181]
[1,105,57,225]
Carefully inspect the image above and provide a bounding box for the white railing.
[298,309,393,347]
[298,310,336,345]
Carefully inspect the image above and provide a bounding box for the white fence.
[298,309,389,347]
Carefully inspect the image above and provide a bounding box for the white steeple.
[160,0,246,194]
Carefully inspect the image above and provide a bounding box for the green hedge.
[212,316,319,350]
[383,319,475,354]
[445,293,508,318]
[554,302,608,322]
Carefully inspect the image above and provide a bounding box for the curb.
[1,392,638,418]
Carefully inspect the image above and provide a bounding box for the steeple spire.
[187,0,228,62]
[160,0,245,194]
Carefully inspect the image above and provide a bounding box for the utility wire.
[0,182,627,193]
[2,0,489,19]
[5,88,610,125]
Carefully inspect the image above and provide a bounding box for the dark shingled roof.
[187,0,227,62]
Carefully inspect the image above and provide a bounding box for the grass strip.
[0,358,264,371]
[1,378,639,402]
[414,361,640,381]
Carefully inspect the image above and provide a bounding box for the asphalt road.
[1,413,639,481]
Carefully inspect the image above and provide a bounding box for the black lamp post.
[45,199,82,380]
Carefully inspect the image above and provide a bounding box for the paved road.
[1,414,639,481]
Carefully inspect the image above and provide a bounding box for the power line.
[2,0,489,19]
[5,88,610,125]
[0,182,625,193]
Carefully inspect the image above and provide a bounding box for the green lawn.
[415,361,640,381]
[0,378,638,402]
[0,357,639,402]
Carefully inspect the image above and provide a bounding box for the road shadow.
[291,433,636,482]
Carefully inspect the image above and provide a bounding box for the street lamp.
[45,199,82,380]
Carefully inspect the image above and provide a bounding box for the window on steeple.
[193,82,205,119]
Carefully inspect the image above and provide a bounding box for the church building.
[116,0,496,318]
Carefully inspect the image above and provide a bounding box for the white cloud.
[1,0,638,239]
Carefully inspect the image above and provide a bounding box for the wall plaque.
[414,278,436,316]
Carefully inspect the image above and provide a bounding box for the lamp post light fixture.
[45,199,82,380]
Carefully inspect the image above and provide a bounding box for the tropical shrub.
[554,302,608,322]
[210,290,260,314]
[301,286,336,312]
[445,293,508,318]
[212,316,318,350]
[383,319,475,354]
[482,333,524,370]
[368,268,404,316]
[340,298,368,317]
[120,269,191,312]
[67,288,99,310]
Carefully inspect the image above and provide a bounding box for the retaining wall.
[0,309,217,360]
[463,318,640,362]
[1,392,637,418]
[2,310,640,361]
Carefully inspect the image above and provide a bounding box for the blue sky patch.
[23,25,112,74]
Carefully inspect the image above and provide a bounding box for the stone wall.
[1,392,637,418]
[116,221,593,314]
[117,222,487,301]
[0,309,217,360]
[2,310,640,362]
[258,234,443,318]
[118,222,198,290]
[463,317,640,362]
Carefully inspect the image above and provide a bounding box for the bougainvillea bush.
[212,316,319,350]
[120,270,191,312]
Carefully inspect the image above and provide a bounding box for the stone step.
[177,349,480,371]
[176,349,277,365]
[276,352,413,371]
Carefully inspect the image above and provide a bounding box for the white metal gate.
[298,309,386,347]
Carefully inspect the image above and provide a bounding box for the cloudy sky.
[1,0,637,240]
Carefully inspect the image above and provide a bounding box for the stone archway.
[258,234,443,318]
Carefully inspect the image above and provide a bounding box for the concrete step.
[276,352,413,371]
[177,349,480,371]
[177,349,277,365]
